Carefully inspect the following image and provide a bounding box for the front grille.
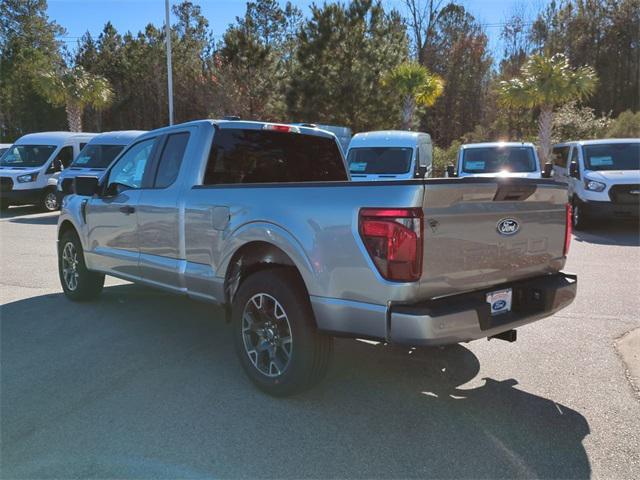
[0,177,13,193]
[609,184,640,204]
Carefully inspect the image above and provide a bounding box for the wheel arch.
[222,240,314,324]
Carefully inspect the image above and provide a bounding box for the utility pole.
[165,0,174,125]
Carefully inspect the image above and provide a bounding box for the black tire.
[41,187,59,212]
[58,230,104,301]
[232,268,333,396]
[572,198,589,231]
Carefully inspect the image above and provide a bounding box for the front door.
[137,130,191,289]
[85,137,158,279]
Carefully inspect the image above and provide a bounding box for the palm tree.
[383,62,444,130]
[35,65,114,132]
[498,53,597,163]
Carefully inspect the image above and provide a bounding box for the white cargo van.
[56,130,145,203]
[0,144,10,157]
[551,139,639,229]
[0,132,96,211]
[347,131,432,181]
[449,142,544,178]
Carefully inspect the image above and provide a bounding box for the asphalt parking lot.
[1,206,639,479]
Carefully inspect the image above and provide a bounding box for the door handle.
[119,205,135,215]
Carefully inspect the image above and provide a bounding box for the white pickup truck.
[58,119,577,396]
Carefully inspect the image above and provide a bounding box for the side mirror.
[569,161,580,178]
[446,164,456,178]
[542,162,553,178]
[53,158,62,171]
[417,165,428,178]
[73,176,100,197]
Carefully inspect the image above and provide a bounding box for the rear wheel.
[41,188,59,212]
[232,269,333,396]
[572,198,589,230]
[58,230,104,301]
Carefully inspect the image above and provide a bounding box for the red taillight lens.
[358,208,423,282]
[262,123,300,133]
[564,203,572,256]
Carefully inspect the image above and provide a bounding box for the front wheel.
[232,269,333,396]
[58,230,104,301]
[572,198,589,230]
[41,188,59,212]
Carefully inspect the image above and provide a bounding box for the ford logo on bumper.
[497,218,520,235]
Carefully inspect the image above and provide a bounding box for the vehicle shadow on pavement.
[7,214,58,225]
[1,284,590,479]
[0,205,45,219]
[573,222,639,246]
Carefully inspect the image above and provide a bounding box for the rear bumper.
[582,199,639,220]
[312,272,577,346]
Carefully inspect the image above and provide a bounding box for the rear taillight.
[564,203,572,256]
[358,208,423,282]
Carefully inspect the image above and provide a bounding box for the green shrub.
[432,140,461,177]
[607,110,640,138]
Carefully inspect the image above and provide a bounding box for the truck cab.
[347,131,432,181]
[551,139,640,229]
[0,132,96,211]
[450,142,543,179]
[56,130,145,204]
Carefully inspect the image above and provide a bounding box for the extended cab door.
[137,130,192,289]
[85,137,158,278]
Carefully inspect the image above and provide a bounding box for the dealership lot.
[1,207,639,479]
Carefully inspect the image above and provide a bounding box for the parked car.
[0,131,96,211]
[448,142,546,179]
[0,143,11,157]
[56,130,146,204]
[347,130,432,181]
[58,119,576,396]
[551,139,640,229]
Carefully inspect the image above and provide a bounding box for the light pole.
[165,0,174,125]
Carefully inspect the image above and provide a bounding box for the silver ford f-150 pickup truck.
[58,119,577,396]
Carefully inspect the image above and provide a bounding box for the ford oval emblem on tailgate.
[497,218,520,235]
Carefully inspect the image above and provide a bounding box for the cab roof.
[85,130,146,146]
[130,119,340,145]
[349,130,431,149]
[461,141,536,149]
[14,131,97,146]
[554,138,640,147]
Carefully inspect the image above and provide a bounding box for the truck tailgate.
[418,178,569,299]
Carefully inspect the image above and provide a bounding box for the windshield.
[71,144,125,169]
[583,143,640,171]
[462,146,537,173]
[347,147,413,174]
[0,145,57,167]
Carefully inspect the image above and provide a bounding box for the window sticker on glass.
[350,162,367,172]
[75,155,90,165]
[589,156,614,167]
[466,160,485,170]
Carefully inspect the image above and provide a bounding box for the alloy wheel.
[62,241,79,291]
[241,293,293,377]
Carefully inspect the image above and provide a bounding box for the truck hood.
[584,170,640,183]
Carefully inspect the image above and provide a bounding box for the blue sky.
[47,0,547,57]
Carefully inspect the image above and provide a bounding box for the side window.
[570,147,579,167]
[154,132,190,188]
[79,143,87,150]
[551,146,570,167]
[50,146,74,170]
[108,138,156,190]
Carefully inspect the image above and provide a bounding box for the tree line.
[1,0,638,148]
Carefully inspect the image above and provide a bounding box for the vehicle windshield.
[0,145,57,167]
[347,147,413,174]
[462,146,537,173]
[71,144,125,169]
[583,143,640,171]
